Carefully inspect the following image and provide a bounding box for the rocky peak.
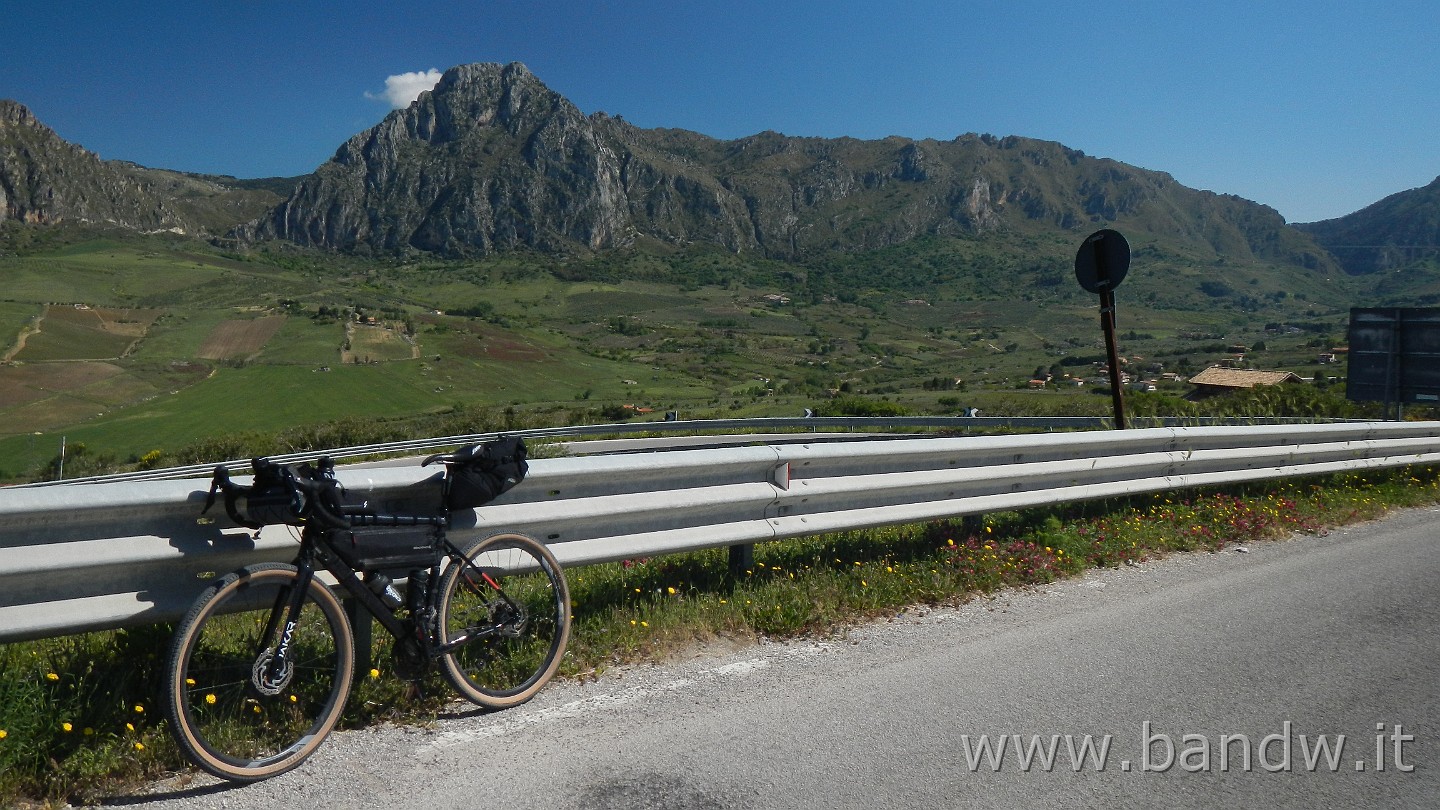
[256,62,629,254]
[370,62,575,148]
[0,99,39,128]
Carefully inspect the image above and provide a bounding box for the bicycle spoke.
[438,534,571,709]
[165,565,352,781]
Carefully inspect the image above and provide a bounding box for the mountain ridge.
[0,99,287,236]
[1296,175,1440,275]
[245,62,1337,273]
[4,63,1438,292]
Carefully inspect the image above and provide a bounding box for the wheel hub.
[251,651,294,696]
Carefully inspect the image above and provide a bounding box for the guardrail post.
[962,514,984,539]
[728,543,755,580]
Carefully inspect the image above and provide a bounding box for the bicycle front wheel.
[164,563,354,782]
[438,533,570,709]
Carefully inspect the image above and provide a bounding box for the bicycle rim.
[439,534,570,709]
[165,564,353,781]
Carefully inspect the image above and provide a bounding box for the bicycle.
[163,441,570,782]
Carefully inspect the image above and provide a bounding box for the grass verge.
[2,465,1438,806]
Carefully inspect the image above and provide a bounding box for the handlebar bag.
[447,436,529,510]
[205,458,347,529]
[240,458,311,527]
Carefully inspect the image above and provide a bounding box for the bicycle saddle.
[422,443,480,467]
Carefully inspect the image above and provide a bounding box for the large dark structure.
[1346,307,1440,417]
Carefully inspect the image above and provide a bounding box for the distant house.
[1187,366,1303,399]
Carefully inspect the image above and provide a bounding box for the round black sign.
[1074,229,1130,294]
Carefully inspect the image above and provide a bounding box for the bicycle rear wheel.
[437,533,570,709]
[164,563,353,782]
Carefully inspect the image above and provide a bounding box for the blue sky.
[3,1,1437,223]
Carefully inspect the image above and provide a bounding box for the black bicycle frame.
[267,525,520,667]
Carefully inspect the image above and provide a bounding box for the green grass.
[257,317,343,364]
[0,301,42,355]
[0,230,1390,480]
[13,309,137,362]
[2,465,1436,805]
[125,310,232,360]
[23,364,449,459]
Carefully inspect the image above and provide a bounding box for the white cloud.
[365,69,443,109]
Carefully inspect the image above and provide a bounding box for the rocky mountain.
[1296,176,1440,275]
[250,62,1337,273]
[0,100,286,235]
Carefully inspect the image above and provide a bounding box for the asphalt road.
[124,505,1440,809]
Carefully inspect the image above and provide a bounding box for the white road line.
[420,646,832,754]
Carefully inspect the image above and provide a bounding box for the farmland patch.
[0,361,137,433]
[12,305,159,361]
[0,302,43,362]
[257,318,344,365]
[197,315,287,360]
[343,322,418,364]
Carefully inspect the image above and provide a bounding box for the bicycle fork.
[253,566,316,696]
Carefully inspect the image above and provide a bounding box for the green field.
[0,231,1385,482]
[129,309,238,360]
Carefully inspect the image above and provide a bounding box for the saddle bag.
[446,435,529,510]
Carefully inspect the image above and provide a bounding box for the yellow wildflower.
[62,722,73,733]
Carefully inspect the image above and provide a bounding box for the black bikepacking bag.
[446,435,529,510]
[239,458,310,527]
[332,524,442,573]
[204,457,347,529]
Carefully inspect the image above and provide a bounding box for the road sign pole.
[1074,229,1132,430]
[1100,287,1127,430]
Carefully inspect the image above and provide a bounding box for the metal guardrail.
[2,421,1437,643]
[15,415,1354,487]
